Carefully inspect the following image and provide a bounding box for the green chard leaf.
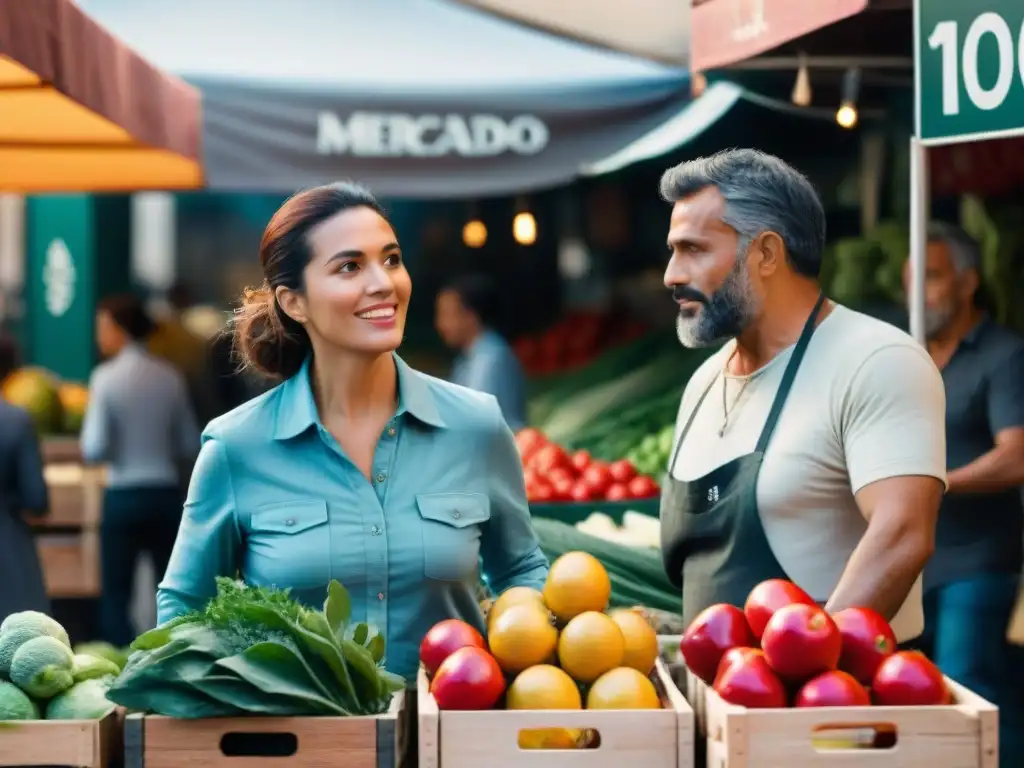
[324,580,352,637]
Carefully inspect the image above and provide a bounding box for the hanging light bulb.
[791,53,812,107]
[835,67,861,129]
[512,212,537,246]
[462,219,487,248]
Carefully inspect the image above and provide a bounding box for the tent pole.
[908,136,929,345]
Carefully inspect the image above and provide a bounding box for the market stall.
[0,0,203,193]
[77,0,696,198]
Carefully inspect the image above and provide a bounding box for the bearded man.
[659,149,946,647]
[903,222,1024,765]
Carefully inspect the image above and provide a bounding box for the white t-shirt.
[670,305,946,642]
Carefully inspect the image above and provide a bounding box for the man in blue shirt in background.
[435,274,527,431]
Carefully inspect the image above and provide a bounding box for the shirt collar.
[273,353,446,440]
[961,315,991,348]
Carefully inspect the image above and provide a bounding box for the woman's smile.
[355,303,398,328]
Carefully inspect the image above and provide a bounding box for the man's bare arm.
[825,474,943,620]
[947,427,1024,494]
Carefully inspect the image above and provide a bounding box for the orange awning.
[0,0,203,193]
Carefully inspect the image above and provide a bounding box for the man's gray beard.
[923,303,956,339]
[676,258,758,349]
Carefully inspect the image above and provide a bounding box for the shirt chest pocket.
[416,492,491,582]
[247,500,331,590]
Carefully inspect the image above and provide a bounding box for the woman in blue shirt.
[158,183,549,685]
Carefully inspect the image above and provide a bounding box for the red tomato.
[569,481,594,503]
[605,483,630,501]
[530,443,569,474]
[680,603,756,685]
[570,450,592,473]
[743,579,817,640]
[761,603,841,682]
[419,619,487,677]
[833,607,897,685]
[547,467,576,486]
[528,482,555,504]
[627,474,659,499]
[430,647,506,710]
[713,649,787,709]
[713,646,761,687]
[522,468,540,487]
[794,670,870,707]
[550,476,575,501]
[608,459,638,484]
[871,651,950,706]
[582,462,613,495]
[515,428,547,464]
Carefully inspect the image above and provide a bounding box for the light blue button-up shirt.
[450,329,527,432]
[157,354,548,682]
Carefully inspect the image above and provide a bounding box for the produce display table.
[529,498,658,525]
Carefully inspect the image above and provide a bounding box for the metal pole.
[908,136,929,345]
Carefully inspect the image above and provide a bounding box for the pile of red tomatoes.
[681,579,950,709]
[515,428,660,504]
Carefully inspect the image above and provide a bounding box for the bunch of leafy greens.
[106,579,404,718]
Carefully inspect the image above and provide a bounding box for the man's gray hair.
[926,221,981,274]
[659,148,826,278]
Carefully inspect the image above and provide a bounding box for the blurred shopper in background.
[435,274,527,431]
[81,294,200,646]
[147,282,219,427]
[904,222,1024,765]
[0,334,49,620]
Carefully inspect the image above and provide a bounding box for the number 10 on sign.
[916,1,1024,145]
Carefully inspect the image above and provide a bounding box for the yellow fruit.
[506,664,582,710]
[557,611,624,684]
[488,604,558,675]
[609,609,659,674]
[487,586,544,634]
[543,552,611,622]
[586,667,662,710]
[519,728,584,750]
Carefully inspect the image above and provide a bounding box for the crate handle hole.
[811,723,898,751]
[517,727,601,751]
[220,731,299,757]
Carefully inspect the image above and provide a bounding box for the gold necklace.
[719,351,750,437]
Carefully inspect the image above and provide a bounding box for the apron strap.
[754,291,828,453]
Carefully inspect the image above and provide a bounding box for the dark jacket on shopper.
[0,401,50,620]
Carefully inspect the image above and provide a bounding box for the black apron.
[661,293,827,626]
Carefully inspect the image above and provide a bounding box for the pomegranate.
[794,670,871,707]
[419,619,486,677]
[713,649,787,708]
[713,647,761,688]
[872,651,950,706]
[744,579,816,640]
[833,607,897,685]
[680,604,755,684]
[761,603,841,682]
[430,647,506,710]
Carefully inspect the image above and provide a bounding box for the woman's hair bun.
[232,281,310,379]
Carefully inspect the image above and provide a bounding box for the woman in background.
[0,334,49,620]
[81,295,200,645]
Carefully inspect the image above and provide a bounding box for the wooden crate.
[35,531,101,599]
[123,690,404,768]
[42,437,82,465]
[683,665,998,768]
[31,464,105,529]
[418,658,693,768]
[0,710,119,767]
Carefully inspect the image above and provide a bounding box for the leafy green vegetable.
[107,579,403,718]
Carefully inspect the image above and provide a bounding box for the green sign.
[916,0,1024,145]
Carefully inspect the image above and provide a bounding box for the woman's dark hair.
[233,182,390,380]
[0,333,20,381]
[98,294,157,341]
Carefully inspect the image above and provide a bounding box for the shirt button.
[371,525,381,535]
[452,510,461,520]
[285,518,296,527]
[387,426,397,437]
[377,592,385,601]
[375,472,387,484]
